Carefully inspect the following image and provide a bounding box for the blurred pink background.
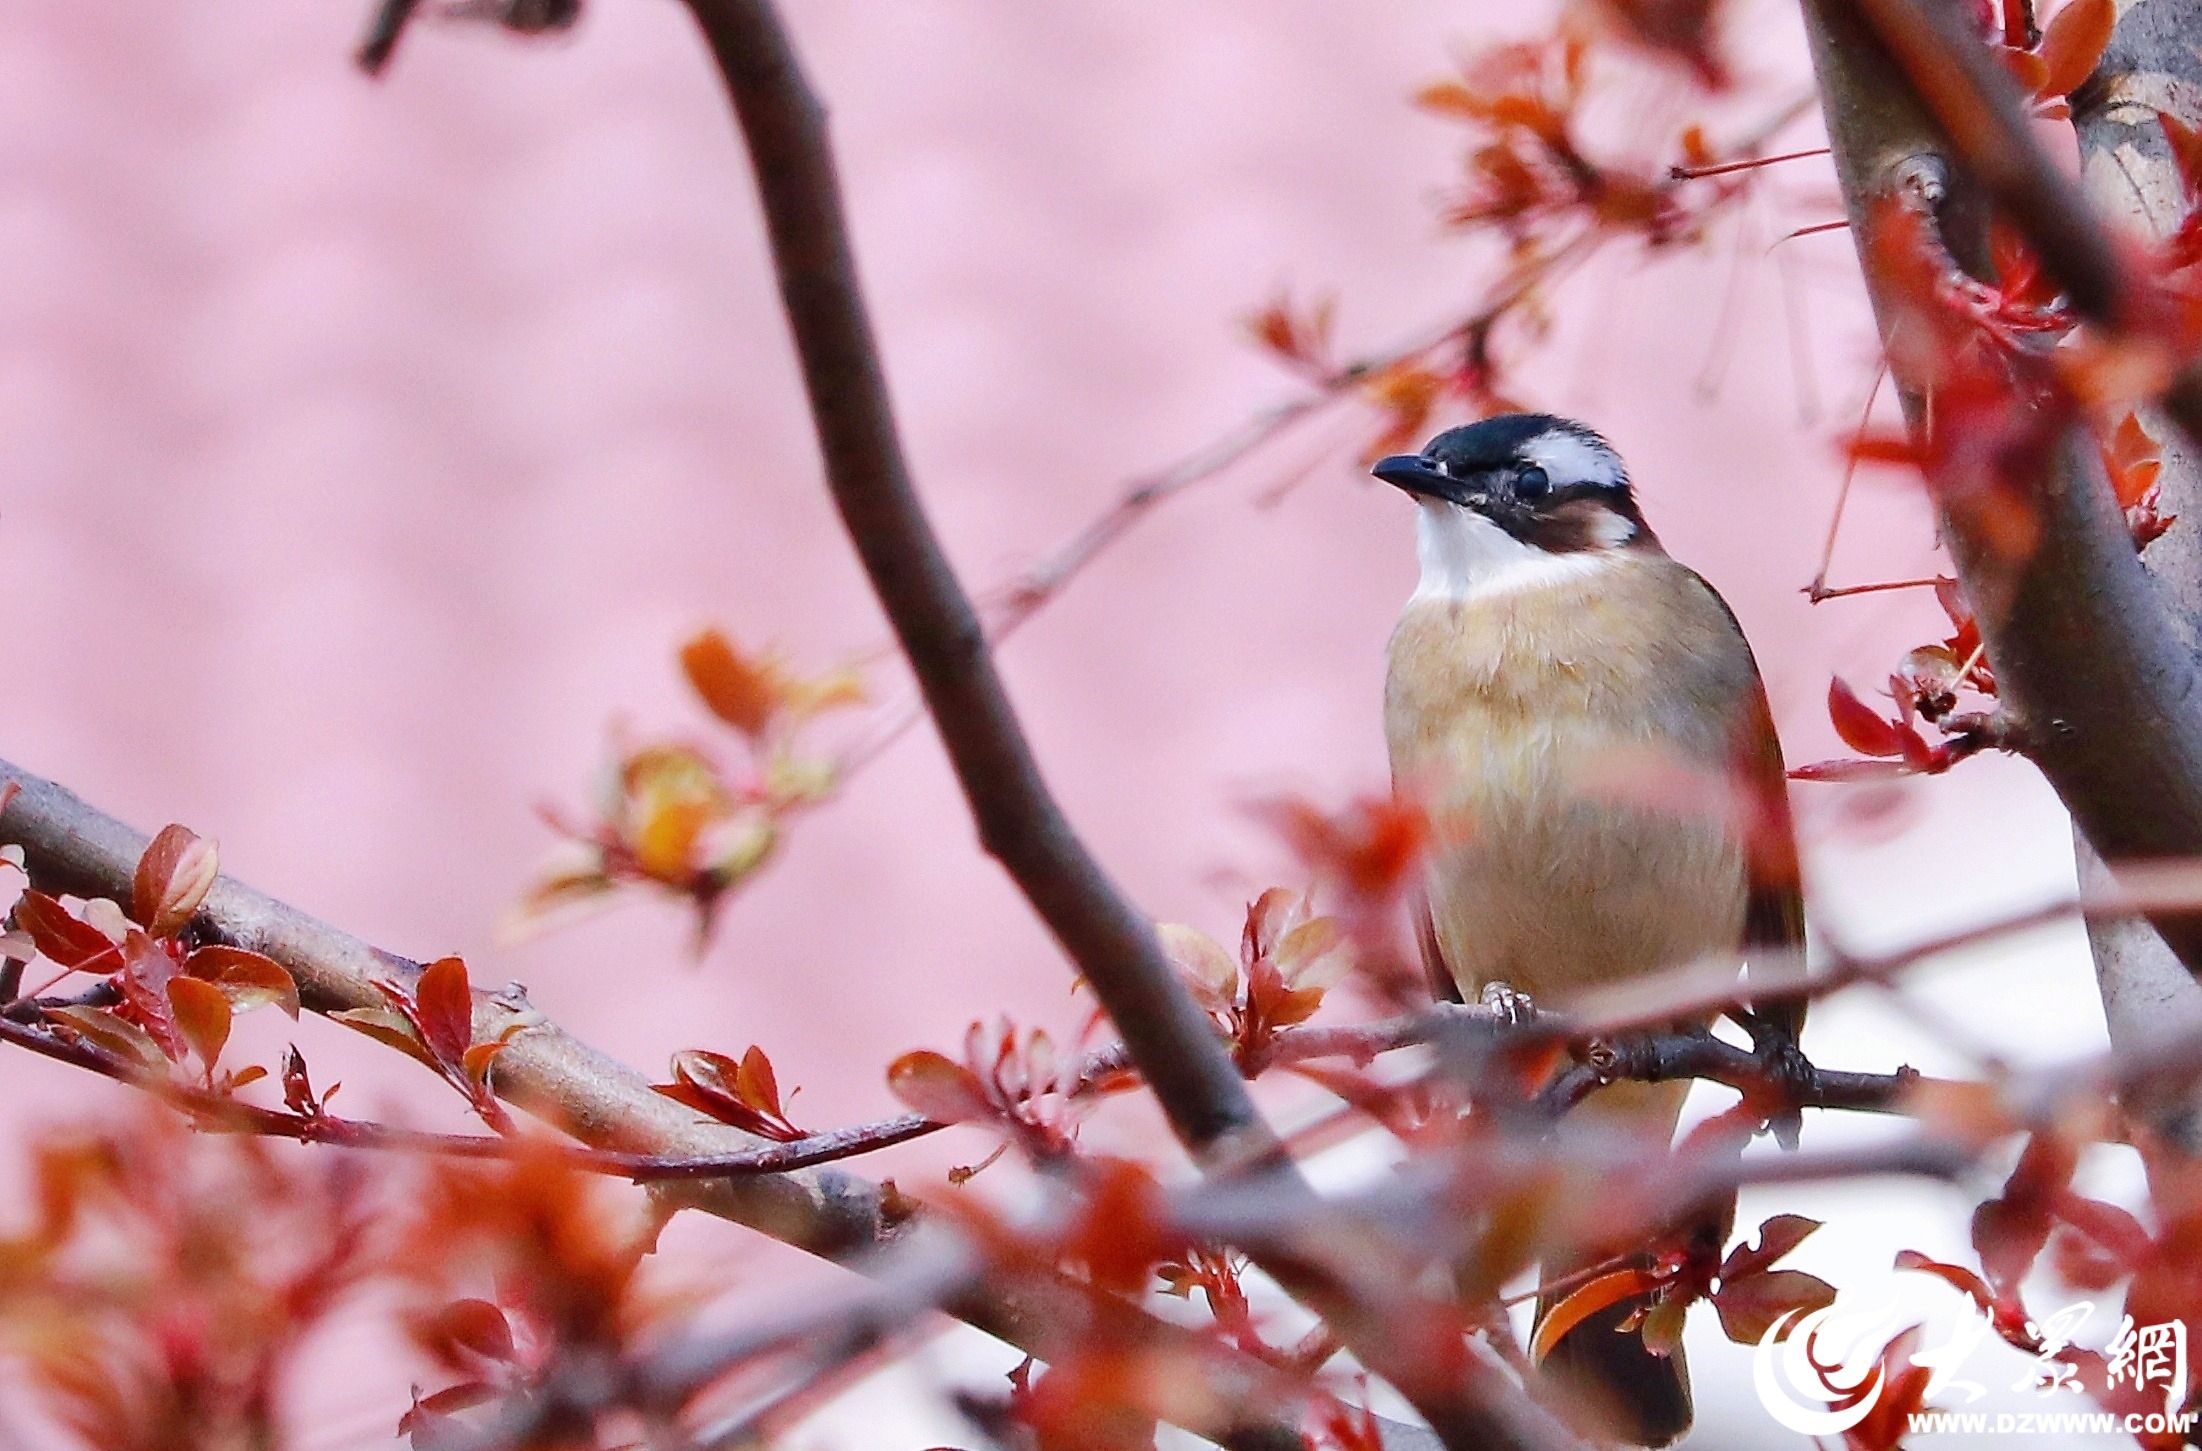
[0,1,2113,1445]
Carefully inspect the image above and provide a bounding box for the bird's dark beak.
[1372,454,1457,503]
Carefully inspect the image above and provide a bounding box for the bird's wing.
[1685,570,1807,1046]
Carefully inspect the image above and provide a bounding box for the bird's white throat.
[1411,502,1618,604]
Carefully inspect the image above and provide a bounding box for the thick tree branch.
[2067,0,2202,1154]
[0,762,1316,1451]
[1802,0,2202,978]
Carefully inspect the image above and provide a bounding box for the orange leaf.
[1531,1268,1660,1364]
[2036,0,2113,97]
[132,824,218,937]
[460,1041,508,1084]
[680,629,780,738]
[329,1006,436,1067]
[1845,431,1924,468]
[167,976,232,1068]
[1999,45,2050,93]
[2166,114,2202,203]
[1413,79,1485,119]
[184,945,300,1019]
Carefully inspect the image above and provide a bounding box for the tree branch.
[671,4,1585,1446]
[675,0,1264,1169]
[1801,0,2202,978]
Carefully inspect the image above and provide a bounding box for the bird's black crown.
[1371,413,1648,553]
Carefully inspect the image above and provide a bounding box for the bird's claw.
[1479,980,1537,1029]
[1755,1036,1815,1150]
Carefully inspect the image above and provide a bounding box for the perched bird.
[1373,415,1804,1448]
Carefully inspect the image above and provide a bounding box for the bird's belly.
[1420,731,1748,1005]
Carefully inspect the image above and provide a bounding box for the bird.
[1372,414,1805,1448]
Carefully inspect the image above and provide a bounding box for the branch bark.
[2069,0,2202,1151]
[1802,0,2202,981]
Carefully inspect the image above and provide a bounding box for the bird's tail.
[1532,1078,1695,1448]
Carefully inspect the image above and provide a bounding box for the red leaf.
[1826,678,1909,757]
[2049,1224,2126,1290]
[118,930,185,1061]
[2057,1193,2151,1261]
[1721,1213,1825,1281]
[2036,0,2113,97]
[417,1298,516,1365]
[132,823,218,937]
[737,1044,782,1118]
[1846,1327,1932,1451]
[281,1045,319,1115]
[654,1048,805,1140]
[1893,1249,1993,1309]
[1790,757,1921,782]
[14,891,122,975]
[413,957,476,1066]
[886,1050,996,1124]
[1845,431,1924,468]
[1714,1268,1839,1344]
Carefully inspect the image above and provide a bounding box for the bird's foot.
[1479,980,1537,1029]
[1751,1033,1815,1151]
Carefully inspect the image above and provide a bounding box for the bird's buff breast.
[1384,558,1753,1004]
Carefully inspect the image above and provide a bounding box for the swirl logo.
[1753,1288,1916,1437]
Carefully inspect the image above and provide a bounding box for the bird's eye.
[1514,463,1550,501]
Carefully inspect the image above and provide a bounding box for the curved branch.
[675,0,1266,1169]
[672,4,1578,1446]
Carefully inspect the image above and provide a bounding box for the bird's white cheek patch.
[1412,503,1614,603]
[1584,508,1637,549]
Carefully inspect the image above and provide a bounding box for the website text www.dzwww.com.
[1906,1409,2201,1437]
